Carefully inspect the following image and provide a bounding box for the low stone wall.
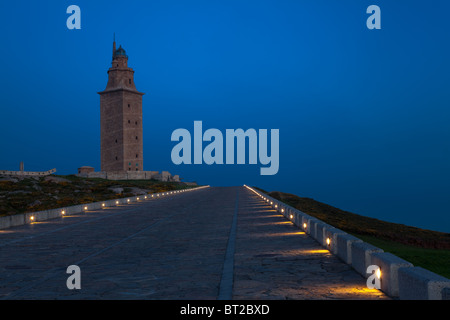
[244,185,450,300]
[77,170,180,182]
[0,168,56,177]
[0,185,209,231]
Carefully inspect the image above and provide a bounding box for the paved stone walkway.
[0,186,388,300]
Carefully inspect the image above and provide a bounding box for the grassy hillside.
[255,187,450,278]
[0,174,196,217]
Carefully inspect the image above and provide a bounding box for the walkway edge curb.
[0,186,209,231]
[243,184,450,300]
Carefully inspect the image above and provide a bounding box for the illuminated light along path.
[0,186,388,299]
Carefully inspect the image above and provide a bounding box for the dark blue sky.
[1,1,449,232]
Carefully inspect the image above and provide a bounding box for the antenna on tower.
[112,33,116,59]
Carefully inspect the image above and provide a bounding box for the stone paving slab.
[0,186,388,300]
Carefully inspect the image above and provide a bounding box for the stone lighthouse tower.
[98,38,145,172]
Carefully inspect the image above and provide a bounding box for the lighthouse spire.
[112,33,116,59]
